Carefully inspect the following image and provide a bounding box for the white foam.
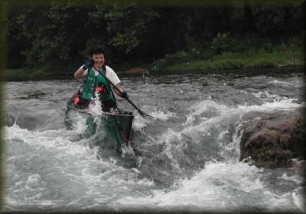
[115,161,266,210]
[150,110,176,121]
[292,187,305,212]
[87,91,103,116]
[280,173,304,183]
[268,79,300,87]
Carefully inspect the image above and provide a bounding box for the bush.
[148,48,213,72]
[245,59,276,69]
[149,35,305,73]
[279,37,305,65]
[207,59,244,70]
[210,32,235,54]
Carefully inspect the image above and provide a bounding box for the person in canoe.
[73,46,129,113]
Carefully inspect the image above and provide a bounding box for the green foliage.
[148,51,188,71]
[210,32,235,54]
[4,68,54,81]
[148,58,167,72]
[153,37,305,73]
[245,60,276,69]
[279,37,305,65]
[7,2,93,68]
[207,59,244,70]
[104,4,159,54]
[164,58,244,72]
[4,1,305,73]
[3,69,26,81]
[162,61,205,72]
[149,48,213,72]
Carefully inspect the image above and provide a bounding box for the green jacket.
[81,67,116,102]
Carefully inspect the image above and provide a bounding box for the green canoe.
[64,93,134,152]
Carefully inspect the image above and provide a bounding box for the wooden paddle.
[95,67,154,119]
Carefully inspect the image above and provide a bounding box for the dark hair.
[89,46,105,57]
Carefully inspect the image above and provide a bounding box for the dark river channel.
[2,68,305,212]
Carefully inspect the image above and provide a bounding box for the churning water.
[2,69,305,212]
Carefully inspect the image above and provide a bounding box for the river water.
[2,69,305,212]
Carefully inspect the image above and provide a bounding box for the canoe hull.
[64,96,134,151]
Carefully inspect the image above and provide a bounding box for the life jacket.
[80,67,116,102]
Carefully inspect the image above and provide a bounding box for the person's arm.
[74,60,94,79]
[74,66,86,79]
[106,66,129,99]
[113,83,124,96]
[113,83,128,99]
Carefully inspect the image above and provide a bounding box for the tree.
[4,0,305,71]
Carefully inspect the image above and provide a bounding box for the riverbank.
[2,46,305,81]
[146,44,305,75]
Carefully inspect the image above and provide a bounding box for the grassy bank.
[170,52,303,73]
[148,38,305,74]
[2,68,69,81]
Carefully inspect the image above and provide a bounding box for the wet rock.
[239,107,306,168]
[3,113,15,127]
[3,113,39,130]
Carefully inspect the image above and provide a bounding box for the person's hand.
[82,59,94,70]
[121,91,129,99]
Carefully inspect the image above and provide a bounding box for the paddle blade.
[138,109,154,119]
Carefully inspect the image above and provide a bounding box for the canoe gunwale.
[66,99,135,119]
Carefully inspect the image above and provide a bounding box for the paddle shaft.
[95,67,152,118]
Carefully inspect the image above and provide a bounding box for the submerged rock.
[239,107,305,168]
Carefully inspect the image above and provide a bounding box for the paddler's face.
[91,53,105,69]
